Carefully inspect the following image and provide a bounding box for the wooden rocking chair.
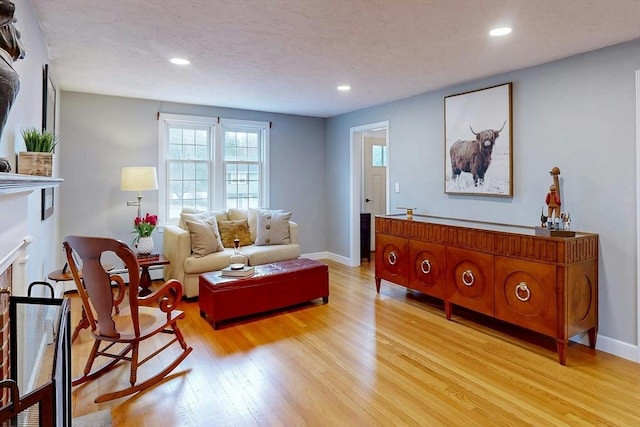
[63,236,192,403]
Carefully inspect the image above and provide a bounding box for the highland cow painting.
[444,83,513,196]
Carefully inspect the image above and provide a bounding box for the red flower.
[132,212,158,243]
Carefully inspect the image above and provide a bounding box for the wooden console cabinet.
[375,215,598,365]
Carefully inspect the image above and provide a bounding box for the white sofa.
[163,208,301,298]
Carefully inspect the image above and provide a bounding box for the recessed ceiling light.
[489,27,512,37]
[337,85,351,91]
[170,58,190,65]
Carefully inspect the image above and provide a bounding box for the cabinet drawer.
[375,234,408,286]
[408,240,445,299]
[495,257,556,337]
[446,247,494,316]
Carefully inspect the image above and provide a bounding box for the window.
[371,144,387,167]
[223,126,261,209]
[159,114,270,224]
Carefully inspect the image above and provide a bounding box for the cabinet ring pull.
[515,282,531,302]
[462,270,474,286]
[421,260,431,274]
[388,251,397,265]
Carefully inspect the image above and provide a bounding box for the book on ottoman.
[221,265,255,277]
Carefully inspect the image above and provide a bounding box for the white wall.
[0,1,60,290]
[327,39,640,357]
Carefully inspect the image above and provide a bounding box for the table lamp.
[121,167,158,218]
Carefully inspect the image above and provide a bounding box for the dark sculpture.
[0,0,26,173]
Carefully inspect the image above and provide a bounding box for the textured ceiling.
[29,0,640,118]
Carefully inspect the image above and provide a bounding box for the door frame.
[636,69,639,362]
[349,121,389,267]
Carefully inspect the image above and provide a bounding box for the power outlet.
[395,182,400,193]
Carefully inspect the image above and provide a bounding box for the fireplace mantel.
[0,173,63,296]
[0,173,63,194]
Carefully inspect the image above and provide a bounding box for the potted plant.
[17,127,58,176]
[132,213,158,255]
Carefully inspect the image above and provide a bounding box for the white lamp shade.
[121,167,158,192]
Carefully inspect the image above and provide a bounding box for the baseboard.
[572,331,638,362]
[300,251,329,260]
[301,251,355,267]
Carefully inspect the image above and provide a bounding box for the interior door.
[363,130,387,250]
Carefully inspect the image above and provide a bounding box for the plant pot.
[17,152,52,177]
[135,236,154,255]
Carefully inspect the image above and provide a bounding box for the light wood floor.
[70,259,640,426]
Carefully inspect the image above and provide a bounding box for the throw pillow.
[247,208,283,242]
[179,210,227,230]
[247,208,259,242]
[255,211,292,245]
[218,219,252,248]
[184,219,224,257]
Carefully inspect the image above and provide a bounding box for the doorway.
[349,121,389,267]
[362,130,387,249]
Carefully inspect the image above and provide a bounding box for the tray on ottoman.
[199,258,329,329]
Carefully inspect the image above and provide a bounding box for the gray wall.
[327,40,640,348]
[58,93,327,263]
[57,38,640,356]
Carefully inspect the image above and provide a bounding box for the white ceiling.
[29,0,640,118]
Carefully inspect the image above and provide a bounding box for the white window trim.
[158,114,270,225]
[219,118,270,210]
[158,113,216,225]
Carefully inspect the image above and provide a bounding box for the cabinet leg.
[556,339,568,365]
[444,301,452,320]
[375,277,381,293]
[588,327,598,349]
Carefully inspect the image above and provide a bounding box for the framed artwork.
[444,82,513,196]
[41,187,54,220]
[42,64,56,136]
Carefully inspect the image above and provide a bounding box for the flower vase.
[136,236,154,255]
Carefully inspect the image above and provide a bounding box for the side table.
[137,254,170,296]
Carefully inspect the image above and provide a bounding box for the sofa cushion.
[255,211,292,245]
[218,219,252,248]
[183,248,235,274]
[242,244,301,266]
[247,208,259,242]
[179,210,228,230]
[227,208,248,221]
[184,219,224,257]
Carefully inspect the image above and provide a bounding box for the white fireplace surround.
[0,174,63,296]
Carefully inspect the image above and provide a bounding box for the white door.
[363,130,387,250]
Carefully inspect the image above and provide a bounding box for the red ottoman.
[199,258,329,329]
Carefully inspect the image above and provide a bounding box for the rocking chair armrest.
[138,279,184,313]
[109,273,127,309]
